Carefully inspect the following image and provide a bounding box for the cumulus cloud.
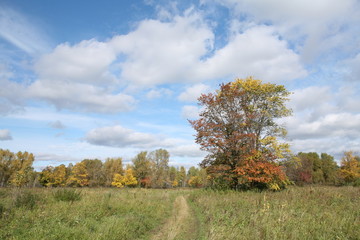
[198,26,307,82]
[35,40,118,85]
[0,129,12,140]
[110,12,214,86]
[0,7,307,114]
[169,144,205,158]
[178,83,210,102]
[283,83,360,156]
[85,124,203,158]
[28,80,136,113]
[85,125,163,148]
[289,86,332,112]
[212,0,360,62]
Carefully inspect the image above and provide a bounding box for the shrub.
[13,190,38,209]
[53,188,82,202]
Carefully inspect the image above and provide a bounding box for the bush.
[53,188,82,202]
[0,203,5,218]
[13,190,38,209]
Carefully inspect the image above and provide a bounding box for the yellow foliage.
[123,169,138,187]
[112,173,125,188]
[172,180,179,187]
[112,169,138,188]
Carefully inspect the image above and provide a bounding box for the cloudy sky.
[1,0,359,169]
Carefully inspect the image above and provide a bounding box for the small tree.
[340,151,360,184]
[190,77,292,190]
[66,162,89,187]
[123,168,138,187]
[112,173,125,188]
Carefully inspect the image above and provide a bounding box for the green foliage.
[53,188,82,202]
[13,190,38,209]
[284,152,339,185]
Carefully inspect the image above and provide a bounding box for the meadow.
[0,186,359,240]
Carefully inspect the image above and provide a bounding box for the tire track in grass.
[151,195,199,240]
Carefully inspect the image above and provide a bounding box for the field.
[0,186,359,240]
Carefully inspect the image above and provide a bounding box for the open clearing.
[0,186,359,240]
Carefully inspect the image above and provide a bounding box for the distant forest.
[0,148,359,189]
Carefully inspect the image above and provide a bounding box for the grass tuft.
[53,188,82,202]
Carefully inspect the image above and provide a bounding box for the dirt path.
[151,195,198,240]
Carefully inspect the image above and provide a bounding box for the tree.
[66,162,89,187]
[39,166,55,187]
[150,149,170,188]
[112,173,125,188]
[103,158,124,187]
[53,164,67,187]
[111,168,138,188]
[178,166,187,187]
[339,151,360,184]
[190,77,292,190]
[82,159,104,187]
[9,151,35,187]
[0,149,15,187]
[123,168,138,187]
[284,152,339,185]
[132,151,152,187]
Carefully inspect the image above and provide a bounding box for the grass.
[188,186,360,240]
[0,186,359,240]
[0,188,177,240]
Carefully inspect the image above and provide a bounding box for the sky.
[0,0,360,170]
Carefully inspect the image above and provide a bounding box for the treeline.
[0,148,359,188]
[283,151,360,186]
[0,148,207,188]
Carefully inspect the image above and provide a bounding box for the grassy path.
[151,195,199,240]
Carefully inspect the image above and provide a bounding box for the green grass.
[188,186,360,240]
[0,188,177,240]
[0,186,359,240]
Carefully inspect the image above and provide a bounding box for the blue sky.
[1,0,360,169]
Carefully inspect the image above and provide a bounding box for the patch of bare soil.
[151,195,198,240]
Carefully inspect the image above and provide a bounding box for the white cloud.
[35,40,118,85]
[0,6,51,55]
[178,83,210,102]
[85,125,163,148]
[110,12,214,86]
[199,26,307,82]
[146,88,173,99]
[28,80,135,113]
[0,129,12,140]
[289,86,331,112]
[85,124,204,158]
[169,144,205,158]
[212,0,360,62]
[181,105,200,119]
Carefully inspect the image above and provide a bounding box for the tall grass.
[0,187,358,239]
[188,186,360,240]
[0,188,177,240]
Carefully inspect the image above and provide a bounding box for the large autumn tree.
[190,77,292,190]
